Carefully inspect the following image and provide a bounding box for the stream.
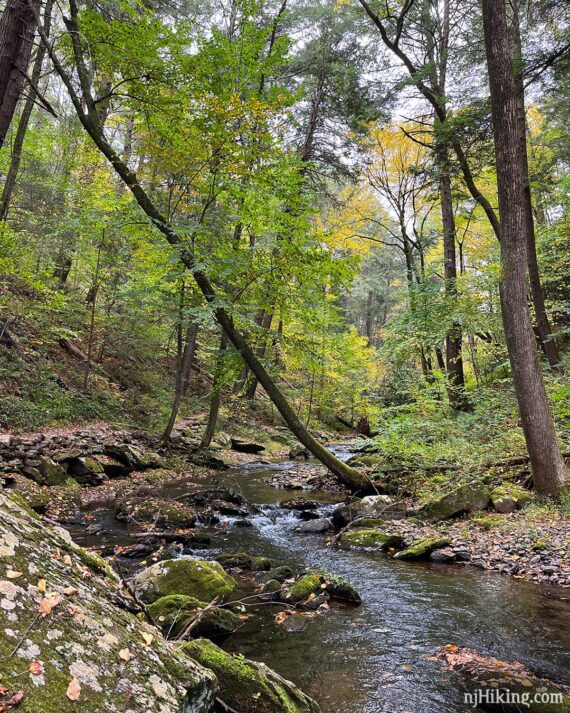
[67,446,570,713]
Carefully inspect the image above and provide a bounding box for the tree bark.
[200,333,228,448]
[0,0,40,147]
[508,0,561,369]
[0,0,53,220]
[482,0,566,498]
[439,151,470,411]
[162,319,198,442]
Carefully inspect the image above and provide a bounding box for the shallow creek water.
[68,447,570,713]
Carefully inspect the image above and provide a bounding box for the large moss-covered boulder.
[491,484,534,514]
[148,594,240,640]
[130,558,237,604]
[394,536,451,560]
[181,639,320,713]
[418,480,490,521]
[339,528,405,550]
[0,492,217,713]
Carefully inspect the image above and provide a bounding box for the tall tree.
[0,0,54,220]
[0,0,40,147]
[481,0,566,498]
[357,0,561,370]
[35,0,369,493]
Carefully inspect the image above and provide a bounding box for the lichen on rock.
[0,492,217,712]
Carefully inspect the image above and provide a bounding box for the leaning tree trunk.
[42,5,370,492]
[482,0,566,498]
[0,0,40,147]
[0,0,53,220]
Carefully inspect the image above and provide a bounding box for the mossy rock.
[418,481,490,521]
[252,556,271,571]
[311,571,361,604]
[216,552,253,570]
[260,566,294,583]
[0,493,217,712]
[39,457,69,486]
[491,484,534,513]
[9,475,51,513]
[339,528,404,550]
[394,537,451,560]
[283,574,322,603]
[130,558,237,604]
[181,639,320,713]
[115,498,197,528]
[148,595,240,640]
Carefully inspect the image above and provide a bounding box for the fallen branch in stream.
[176,596,220,640]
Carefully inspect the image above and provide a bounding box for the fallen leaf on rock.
[0,690,24,711]
[6,571,22,580]
[38,598,53,617]
[141,632,153,646]
[37,579,46,593]
[66,677,81,701]
[63,587,78,597]
[119,648,131,662]
[63,555,72,566]
[28,662,42,676]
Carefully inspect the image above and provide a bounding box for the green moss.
[148,594,240,640]
[180,639,319,713]
[308,571,361,604]
[394,537,451,560]
[216,552,253,569]
[339,529,404,550]
[131,558,237,604]
[251,556,271,571]
[419,481,490,521]
[283,574,322,603]
[491,484,534,512]
[471,514,504,531]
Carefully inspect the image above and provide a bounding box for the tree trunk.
[162,320,198,442]
[482,0,566,498]
[245,310,273,399]
[200,333,228,448]
[0,0,40,147]
[508,0,561,369]
[438,148,470,411]
[0,0,53,220]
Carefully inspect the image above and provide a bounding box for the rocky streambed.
[1,433,570,712]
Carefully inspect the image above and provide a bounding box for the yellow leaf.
[66,676,81,701]
[141,632,153,646]
[37,579,46,593]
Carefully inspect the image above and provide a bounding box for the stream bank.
[2,427,570,712]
